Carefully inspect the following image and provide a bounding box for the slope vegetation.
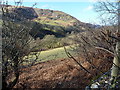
[15,51,112,88]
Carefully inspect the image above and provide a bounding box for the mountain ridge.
[4,5,101,40]
[8,5,100,29]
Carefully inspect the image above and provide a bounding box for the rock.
[91,83,99,88]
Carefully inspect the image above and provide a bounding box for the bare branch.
[64,46,92,74]
[95,46,114,55]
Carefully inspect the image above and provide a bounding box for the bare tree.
[94,0,120,88]
[1,1,41,89]
[63,0,120,88]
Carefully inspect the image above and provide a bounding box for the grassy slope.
[23,45,78,64]
[33,16,75,27]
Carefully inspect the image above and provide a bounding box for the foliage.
[31,35,64,51]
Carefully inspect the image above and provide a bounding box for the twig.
[64,46,91,74]
[95,46,114,55]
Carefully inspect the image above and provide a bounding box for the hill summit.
[5,5,99,39]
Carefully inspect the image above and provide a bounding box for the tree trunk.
[8,55,19,89]
[111,42,120,87]
[110,1,120,87]
[2,57,8,90]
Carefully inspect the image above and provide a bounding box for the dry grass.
[14,50,113,89]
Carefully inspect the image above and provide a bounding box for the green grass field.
[23,45,78,65]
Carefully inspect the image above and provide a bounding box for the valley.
[2,3,118,89]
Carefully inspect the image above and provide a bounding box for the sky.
[6,0,116,25]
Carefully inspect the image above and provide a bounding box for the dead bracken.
[15,52,112,88]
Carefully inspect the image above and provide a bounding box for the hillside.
[15,51,112,88]
[7,5,99,39]
[3,4,118,89]
[3,5,101,52]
